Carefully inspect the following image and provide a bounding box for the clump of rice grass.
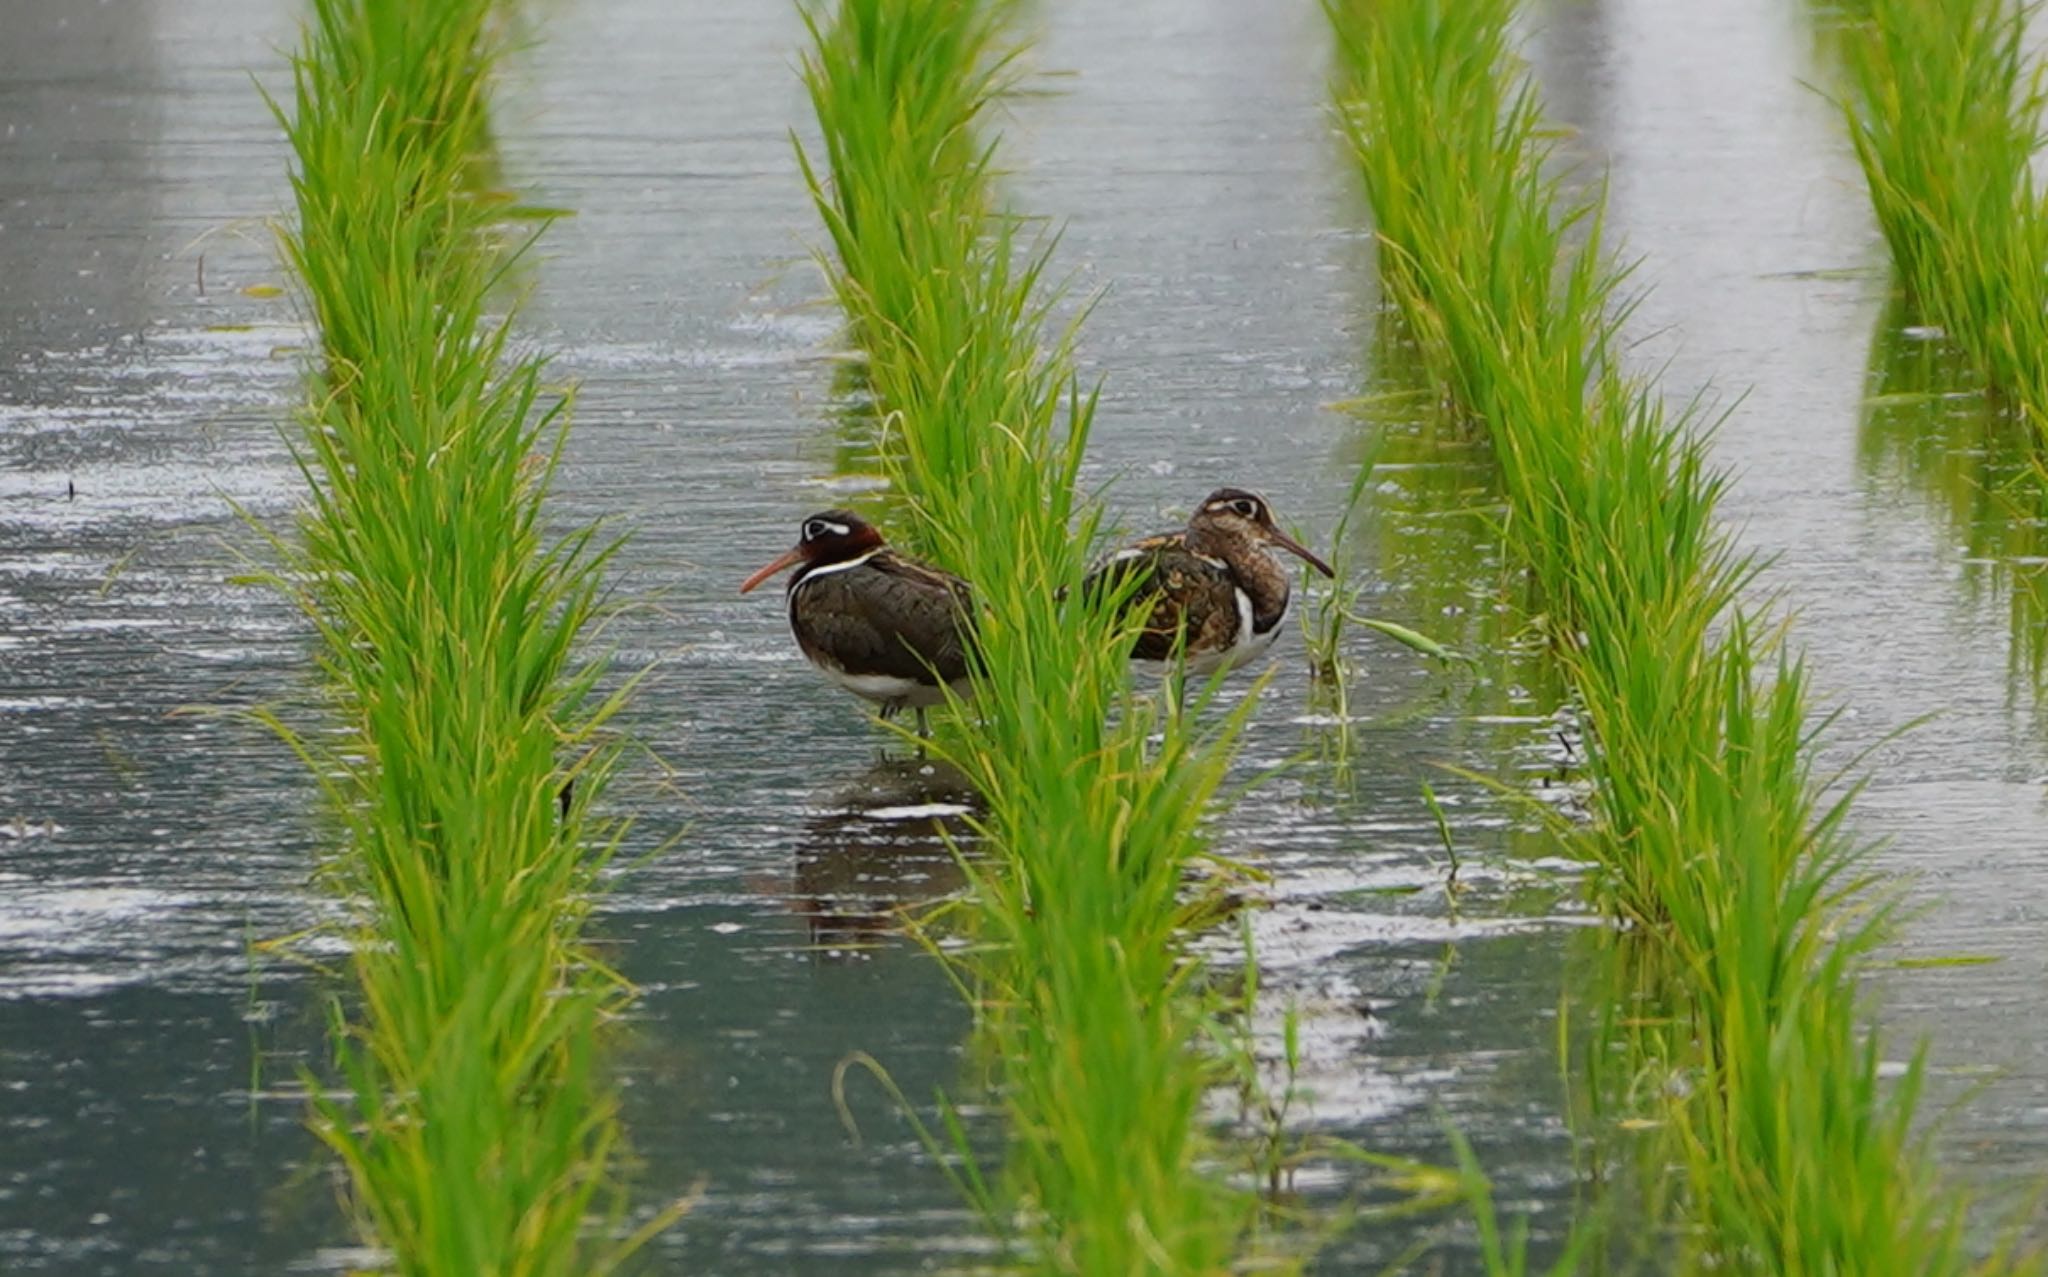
[263,0,661,1270]
[1328,0,2029,1270]
[797,0,1266,1269]
[1829,0,2048,698]
[1833,0,2048,432]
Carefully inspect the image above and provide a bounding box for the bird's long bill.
[739,546,805,594]
[1269,528,1336,579]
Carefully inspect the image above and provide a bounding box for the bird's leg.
[868,701,892,763]
[875,700,935,757]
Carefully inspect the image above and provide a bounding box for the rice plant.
[1327,0,2028,1270]
[1830,0,2048,699]
[1833,0,2048,436]
[264,0,656,1270]
[797,0,1267,1269]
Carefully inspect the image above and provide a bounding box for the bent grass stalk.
[798,0,1264,1269]
[268,0,656,1271]
[1328,0,2022,1271]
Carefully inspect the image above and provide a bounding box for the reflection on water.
[818,358,899,503]
[1343,310,1576,787]
[790,759,976,953]
[1856,294,2048,695]
[1558,929,1691,1274]
[33,0,2044,1268]
[0,0,157,344]
[0,0,341,1272]
[1215,141,1596,1272]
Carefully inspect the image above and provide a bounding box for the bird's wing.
[1085,534,1237,660]
[797,554,974,683]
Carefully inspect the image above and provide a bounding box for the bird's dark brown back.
[793,550,975,683]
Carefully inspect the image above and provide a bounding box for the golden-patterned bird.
[1088,487,1334,676]
[740,510,974,732]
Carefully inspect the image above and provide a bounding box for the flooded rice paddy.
[1,0,2044,1271]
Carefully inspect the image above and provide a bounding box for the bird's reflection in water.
[791,758,980,957]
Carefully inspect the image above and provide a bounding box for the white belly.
[813,662,968,708]
[1186,628,1280,676]
[1185,587,1281,675]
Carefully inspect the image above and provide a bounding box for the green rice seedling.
[796,0,1015,370]
[797,0,1282,1269]
[264,0,655,1271]
[1296,461,1377,781]
[1833,0,2048,433]
[1301,460,1379,692]
[1830,0,2048,694]
[1328,0,2031,1270]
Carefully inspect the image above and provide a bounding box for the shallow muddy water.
[2,0,2043,1272]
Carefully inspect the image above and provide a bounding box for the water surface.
[3,0,2042,1271]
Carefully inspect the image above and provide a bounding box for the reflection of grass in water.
[264,0,664,1271]
[1856,294,2048,694]
[1562,931,1703,1275]
[821,357,914,526]
[1328,0,2027,1272]
[1310,316,1572,802]
[1356,322,1560,705]
[797,0,1270,1269]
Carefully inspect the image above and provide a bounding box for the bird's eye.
[1231,499,1258,518]
[803,520,825,540]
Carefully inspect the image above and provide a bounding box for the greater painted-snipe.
[1087,487,1334,677]
[740,510,974,732]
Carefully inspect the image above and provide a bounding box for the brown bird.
[1087,487,1335,677]
[739,510,974,732]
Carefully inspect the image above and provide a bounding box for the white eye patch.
[1208,499,1261,518]
[804,519,853,540]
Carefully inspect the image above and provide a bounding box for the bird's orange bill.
[1268,529,1336,579]
[739,546,806,594]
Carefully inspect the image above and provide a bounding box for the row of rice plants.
[1828,0,2048,690]
[1325,0,2020,1270]
[796,0,1265,1269]
[1833,0,2048,428]
[266,0,651,1270]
